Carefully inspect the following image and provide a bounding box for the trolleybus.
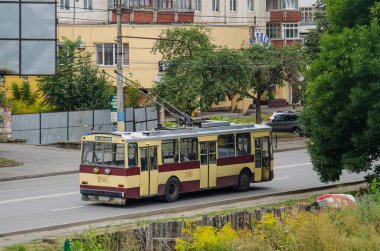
[80,121,274,205]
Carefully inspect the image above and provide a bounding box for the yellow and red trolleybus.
[79,122,274,205]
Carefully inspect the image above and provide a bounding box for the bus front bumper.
[81,188,126,205]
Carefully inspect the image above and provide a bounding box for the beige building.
[2,0,291,111]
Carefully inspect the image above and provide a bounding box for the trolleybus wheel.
[237,169,251,192]
[164,177,180,203]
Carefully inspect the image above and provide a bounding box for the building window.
[267,0,280,9]
[96,44,129,66]
[63,0,69,10]
[282,0,298,9]
[301,7,314,23]
[177,0,190,9]
[266,23,281,38]
[158,0,174,9]
[248,0,254,11]
[192,0,201,11]
[84,0,93,10]
[267,0,297,10]
[127,0,154,8]
[283,23,298,38]
[230,0,237,11]
[212,0,219,11]
[162,139,179,163]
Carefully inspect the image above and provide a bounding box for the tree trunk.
[230,95,238,113]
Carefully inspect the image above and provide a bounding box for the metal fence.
[11,106,158,145]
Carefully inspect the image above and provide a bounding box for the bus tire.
[164,177,180,203]
[237,169,251,192]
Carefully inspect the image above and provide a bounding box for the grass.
[0,157,20,168]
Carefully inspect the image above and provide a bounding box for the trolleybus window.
[82,142,125,167]
[162,139,179,163]
[140,148,148,171]
[236,133,251,156]
[128,143,138,167]
[180,138,198,162]
[217,134,235,158]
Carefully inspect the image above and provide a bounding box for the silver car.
[265,113,302,136]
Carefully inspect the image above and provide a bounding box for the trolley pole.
[116,0,125,131]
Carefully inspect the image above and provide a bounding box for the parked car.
[268,110,296,122]
[265,112,303,136]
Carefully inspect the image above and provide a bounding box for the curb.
[0,180,366,237]
[0,170,79,182]
[273,146,307,153]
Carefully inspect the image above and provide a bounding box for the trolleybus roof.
[107,122,271,142]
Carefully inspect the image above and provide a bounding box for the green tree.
[0,90,7,106]
[301,3,380,182]
[152,26,215,114]
[199,48,249,111]
[124,85,143,107]
[326,0,378,31]
[11,79,37,105]
[38,37,113,111]
[241,44,305,123]
[152,26,214,60]
[303,0,330,61]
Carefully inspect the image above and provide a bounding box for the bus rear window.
[82,142,125,167]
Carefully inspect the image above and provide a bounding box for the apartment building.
[266,0,302,47]
[299,0,319,40]
[3,1,291,108]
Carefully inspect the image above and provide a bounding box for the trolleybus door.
[199,141,217,188]
[139,146,158,197]
[254,137,271,181]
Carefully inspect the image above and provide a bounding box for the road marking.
[276,162,311,169]
[273,177,289,181]
[0,189,24,193]
[0,191,78,204]
[51,206,84,212]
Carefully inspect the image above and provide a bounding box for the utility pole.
[116,0,125,131]
[249,16,257,44]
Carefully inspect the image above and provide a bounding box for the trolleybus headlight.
[104,168,111,175]
[93,167,100,174]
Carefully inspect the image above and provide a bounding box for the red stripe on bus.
[80,184,140,199]
[181,180,200,193]
[158,180,200,195]
[216,155,254,166]
[217,175,238,187]
[80,165,140,176]
[158,161,200,172]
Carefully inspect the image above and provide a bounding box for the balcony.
[111,9,194,24]
[271,39,301,47]
[270,10,301,22]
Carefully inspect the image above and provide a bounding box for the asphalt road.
[0,149,367,236]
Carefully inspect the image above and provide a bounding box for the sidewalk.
[0,136,307,182]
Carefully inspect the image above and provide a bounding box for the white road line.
[0,191,78,204]
[0,189,24,193]
[273,177,289,181]
[276,162,311,169]
[51,206,84,212]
